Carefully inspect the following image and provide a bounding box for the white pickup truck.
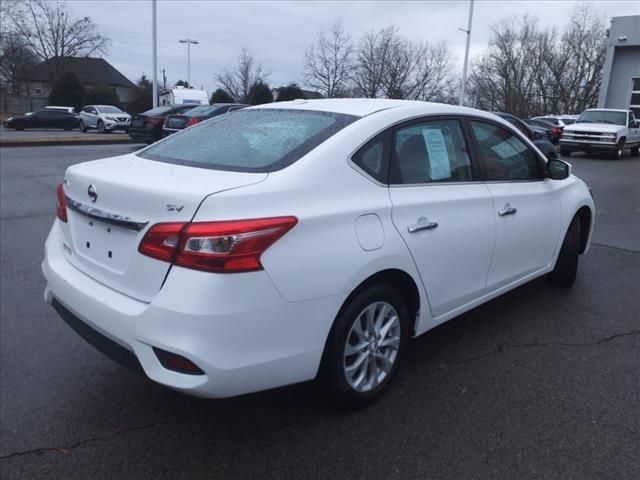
[560,108,640,159]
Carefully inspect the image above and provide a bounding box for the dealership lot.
[1,144,638,479]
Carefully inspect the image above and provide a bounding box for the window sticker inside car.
[422,128,450,180]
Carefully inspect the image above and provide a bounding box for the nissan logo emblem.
[87,184,98,203]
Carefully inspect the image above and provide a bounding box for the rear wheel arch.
[331,269,421,341]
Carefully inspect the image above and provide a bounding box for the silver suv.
[79,105,131,133]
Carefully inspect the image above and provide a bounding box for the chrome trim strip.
[66,197,149,232]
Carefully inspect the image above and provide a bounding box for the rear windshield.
[142,106,174,116]
[138,109,359,172]
[184,105,219,117]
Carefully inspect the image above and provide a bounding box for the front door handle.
[498,204,517,217]
[408,217,438,233]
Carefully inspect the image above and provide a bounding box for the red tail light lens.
[56,183,68,222]
[186,117,199,127]
[138,217,297,273]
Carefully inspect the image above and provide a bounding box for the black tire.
[79,120,87,133]
[63,123,74,131]
[97,120,106,133]
[560,149,571,157]
[547,215,581,288]
[613,139,625,160]
[320,283,410,409]
[13,123,25,131]
[631,145,639,157]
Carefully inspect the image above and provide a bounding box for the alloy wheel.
[343,301,401,393]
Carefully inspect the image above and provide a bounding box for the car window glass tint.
[391,119,473,184]
[352,136,386,182]
[471,121,541,181]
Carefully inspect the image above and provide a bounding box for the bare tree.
[216,48,268,102]
[303,21,354,98]
[5,0,109,81]
[0,34,38,94]
[352,26,455,101]
[468,5,607,116]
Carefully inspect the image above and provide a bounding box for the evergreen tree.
[275,83,305,102]
[211,88,235,103]
[48,72,85,111]
[246,81,273,105]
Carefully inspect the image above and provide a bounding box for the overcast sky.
[66,1,640,93]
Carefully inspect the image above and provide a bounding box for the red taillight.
[552,127,561,136]
[138,222,185,262]
[186,117,199,127]
[56,183,68,222]
[138,217,297,273]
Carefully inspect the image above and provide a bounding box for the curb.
[0,138,141,148]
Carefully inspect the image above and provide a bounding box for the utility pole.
[161,68,167,90]
[179,39,199,87]
[459,0,475,106]
[152,0,158,107]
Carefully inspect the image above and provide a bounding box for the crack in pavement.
[0,418,187,461]
[2,332,639,461]
[422,330,640,373]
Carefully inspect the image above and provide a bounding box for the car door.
[388,117,496,318]
[83,107,97,127]
[29,111,47,128]
[468,119,563,290]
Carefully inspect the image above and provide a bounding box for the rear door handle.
[408,217,438,233]
[498,204,517,217]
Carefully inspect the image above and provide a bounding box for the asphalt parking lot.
[1,144,639,479]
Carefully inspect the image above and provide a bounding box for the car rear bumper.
[42,221,342,398]
[128,127,153,142]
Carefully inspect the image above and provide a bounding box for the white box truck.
[159,86,209,106]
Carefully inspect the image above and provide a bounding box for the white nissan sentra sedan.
[43,99,594,407]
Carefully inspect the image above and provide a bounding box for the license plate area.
[72,216,138,273]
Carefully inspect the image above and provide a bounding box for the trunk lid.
[165,115,189,130]
[60,152,267,302]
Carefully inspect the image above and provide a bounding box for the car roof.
[583,108,628,113]
[251,98,489,118]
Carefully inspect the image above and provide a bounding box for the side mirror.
[532,130,543,140]
[633,120,640,128]
[548,158,571,180]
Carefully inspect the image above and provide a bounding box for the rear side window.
[139,109,358,172]
[470,121,541,181]
[352,134,388,183]
[390,119,474,184]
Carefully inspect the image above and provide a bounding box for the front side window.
[138,109,359,172]
[390,119,473,184]
[470,121,541,181]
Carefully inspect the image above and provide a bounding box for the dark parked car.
[162,103,247,136]
[129,104,197,144]
[3,109,80,131]
[492,112,558,160]
[526,118,563,144]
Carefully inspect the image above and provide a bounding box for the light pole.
[152,0,158,107]
[179,38,199,87]
[459,0,475,106]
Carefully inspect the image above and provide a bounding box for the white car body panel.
[43,99,595,398]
